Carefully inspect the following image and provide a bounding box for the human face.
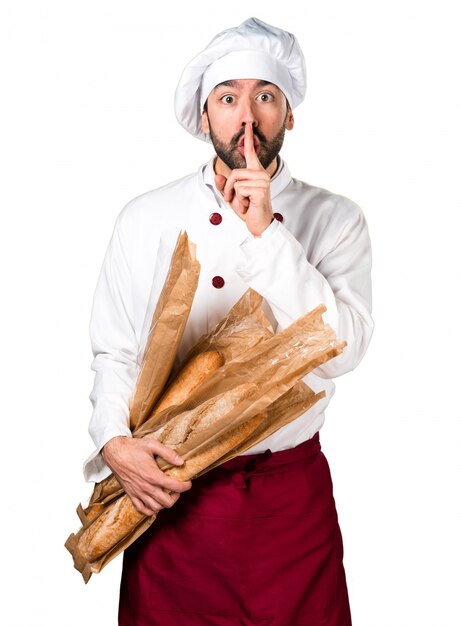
[201,79,294,175]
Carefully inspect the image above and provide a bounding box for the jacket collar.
[199,156,292,209]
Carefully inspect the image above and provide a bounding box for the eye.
[220,94,235,104]
[256,92,275,103]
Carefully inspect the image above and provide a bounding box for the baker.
[84,17,373,625]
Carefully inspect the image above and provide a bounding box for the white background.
[1,1,460,624]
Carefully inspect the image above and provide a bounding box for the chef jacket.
[83,157,373,483]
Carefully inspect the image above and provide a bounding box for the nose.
[240,98,258,129]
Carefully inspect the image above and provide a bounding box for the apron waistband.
[215,432,321,488]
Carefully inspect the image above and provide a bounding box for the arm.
[216,124,373,378]
[85,213,138,481]
[84,210,191,514]
[235,208,373,378]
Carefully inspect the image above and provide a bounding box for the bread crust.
[78,384,257,562]
[166,411,265,481]
[152,351,224,415]
[78,495,145,561]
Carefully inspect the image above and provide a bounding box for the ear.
[201,110,210,134]
[285,106,294,131]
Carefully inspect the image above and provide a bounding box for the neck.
[214,156,279,178]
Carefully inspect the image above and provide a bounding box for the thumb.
[145,439,184,466]
[214,173,227,193]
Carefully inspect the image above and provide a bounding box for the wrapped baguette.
[150,383,257,447]
[78,495,145,561]
[164,410,266,481]
[82,350,224,520]
[76,383,259,562]
[151,351,224,418]
[129,232,200,431]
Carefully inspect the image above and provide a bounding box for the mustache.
[231,126,268,147]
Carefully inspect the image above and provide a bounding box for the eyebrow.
[213,79,275,90]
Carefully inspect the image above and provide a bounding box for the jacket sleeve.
[235,201,373,378]
[83,211,139,482]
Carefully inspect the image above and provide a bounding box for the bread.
[151,351,224,416]
[153,382,258,448]
[78,351,224,561]
[165,411,266,480]
[77,495,145,562]
[78,384,257,562]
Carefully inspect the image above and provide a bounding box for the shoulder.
[288,176,364,225]
[107,169,202,269]
[287,176,368,240]
[117,170,200,230]
[279,172,369,257]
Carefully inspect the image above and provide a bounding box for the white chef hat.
[174,17,306,143]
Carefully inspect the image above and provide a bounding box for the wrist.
[249,215,274,238]
[101,435,128,462]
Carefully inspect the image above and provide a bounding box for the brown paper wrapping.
[182,287,274,363]
[195,381,324,475]
[128,231,200,431]
[79,287,277,512]
[66,231,345,582]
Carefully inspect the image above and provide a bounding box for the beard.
[207,119,287,170]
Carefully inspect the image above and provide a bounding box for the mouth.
[236,136,261,155]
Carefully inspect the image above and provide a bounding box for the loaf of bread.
[84,351,224,522]
[152,382,257,448]
[165,410,265,480]
[151,351,224,416]
[78,494,145,561]
[77,383,257,562]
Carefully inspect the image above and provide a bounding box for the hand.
[215,123,273,236]
[101,436,192,517]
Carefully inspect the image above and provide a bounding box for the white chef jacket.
[83,157,373,483]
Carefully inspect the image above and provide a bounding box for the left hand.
[215,123,273,237]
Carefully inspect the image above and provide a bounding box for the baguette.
[151,351,224,416]
[77,383,257,562]
[78,495,145,562]
[165,411,266,480]
[153,382,258,447]
[87,351,224,514]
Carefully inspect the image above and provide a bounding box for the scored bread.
[78,384,258,563]
[152,382,258,448]
[77,495,145,562]
[165,411,266,480]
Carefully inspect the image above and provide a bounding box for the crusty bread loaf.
[165,411,265,480]
[78,351,225,563]
[78,384,257,563]
[77,495,145,562]
[153,382,258,448]
[152,351,224,416]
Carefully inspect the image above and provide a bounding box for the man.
[84,17,373,626]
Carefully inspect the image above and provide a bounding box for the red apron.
[119,433,352,625]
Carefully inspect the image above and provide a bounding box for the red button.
[209,212,222,225]
[212,276,225,289]
[273,212,284,222]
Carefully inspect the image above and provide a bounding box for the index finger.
[244,123,263,170]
